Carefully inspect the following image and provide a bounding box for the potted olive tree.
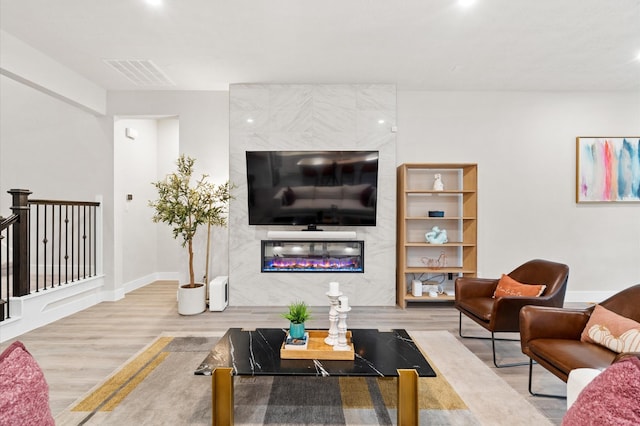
[150,155,231,315]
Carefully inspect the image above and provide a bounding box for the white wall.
[0,74,116,296]
[114,118,169,288]
[108,91,230,284]
[155,118,181,275]
[0,75,112,202]
[397,91,640,300]
[0,29,106,115]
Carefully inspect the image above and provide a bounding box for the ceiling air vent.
[103,59,174,86]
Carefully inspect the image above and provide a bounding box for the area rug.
[55,330,551,425]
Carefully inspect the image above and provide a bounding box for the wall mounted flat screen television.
[246,150,379,227]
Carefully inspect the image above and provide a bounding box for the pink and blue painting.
[577,137,640,203]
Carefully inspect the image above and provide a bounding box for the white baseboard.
[0,276,105,343]
[122,272,180,295]
[564,290,616,304]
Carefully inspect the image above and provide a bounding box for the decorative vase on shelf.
[425,226,448,244]
[433,173,444,191]
[289,322,305,339]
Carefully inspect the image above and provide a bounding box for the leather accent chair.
[520,284,640,397]
[455,259,570,367]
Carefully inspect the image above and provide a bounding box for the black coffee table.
[198,328,435,425]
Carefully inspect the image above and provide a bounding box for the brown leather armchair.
[455,259,570,367]
[520,284,640,397]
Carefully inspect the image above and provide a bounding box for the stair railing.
[1,189,101,322]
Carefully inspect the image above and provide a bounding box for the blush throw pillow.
[0,341,55,426]
[562,357,640,426]
[493,274,546,298]
[580,304,640,353]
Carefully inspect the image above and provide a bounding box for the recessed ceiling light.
[144,0,163,7]
[246,118,254,123]
[378,119,385,124]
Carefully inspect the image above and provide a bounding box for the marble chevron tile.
[357,110,397,136]
[356,85,397,111]
[313,85,358,109]
[230,110,270,133]
[266,133,314,148]
[313,104,357,134]
[310,132,358,149]
[228,83,398,307]
[269,108,313,133]
[269,85,313,110]
[230,85,269,112]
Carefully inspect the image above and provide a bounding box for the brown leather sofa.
[455,259,570,367]
[520,284,640,396]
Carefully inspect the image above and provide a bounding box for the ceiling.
[1,0,639,92]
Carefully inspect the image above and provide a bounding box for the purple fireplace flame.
[263,256,362,272]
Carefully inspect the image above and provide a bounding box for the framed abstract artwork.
[576,137,640,203]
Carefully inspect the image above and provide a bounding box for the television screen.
[246,150,379,227]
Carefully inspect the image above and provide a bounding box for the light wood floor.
[1,280,571,425]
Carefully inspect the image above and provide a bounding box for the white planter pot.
[178,283,206,315]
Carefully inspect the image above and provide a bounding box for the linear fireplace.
[261,240,364,273]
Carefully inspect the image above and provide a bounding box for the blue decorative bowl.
[428,211,444,217]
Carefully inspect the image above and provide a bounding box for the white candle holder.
[333,303,352,351]
[325,291,342,346]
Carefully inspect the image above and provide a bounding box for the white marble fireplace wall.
[228,84,397,306]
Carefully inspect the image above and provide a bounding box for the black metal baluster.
[76,205,80,281]
[5,230,10,318]
[94,205,97,277]
[1,229,7,320]
[93,206,98,275]
[58,205,62,286]
[71,206,75,283]
[27,207,31,293]
[88,205,92,277]
[65,205,69,284]
[43,205,48,290]
[83,205,87,279]
[36,205,40,292]
[50,203,55,287]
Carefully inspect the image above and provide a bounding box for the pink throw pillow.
[562,357,640,425]
[580,304,640,353]
[0,341,55,426]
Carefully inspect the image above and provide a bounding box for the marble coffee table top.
[194,328,436,377]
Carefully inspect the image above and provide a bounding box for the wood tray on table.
[280,330,354,360]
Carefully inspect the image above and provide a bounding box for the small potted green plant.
[282,301,311,339]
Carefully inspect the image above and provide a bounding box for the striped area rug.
[55,331,551,425]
